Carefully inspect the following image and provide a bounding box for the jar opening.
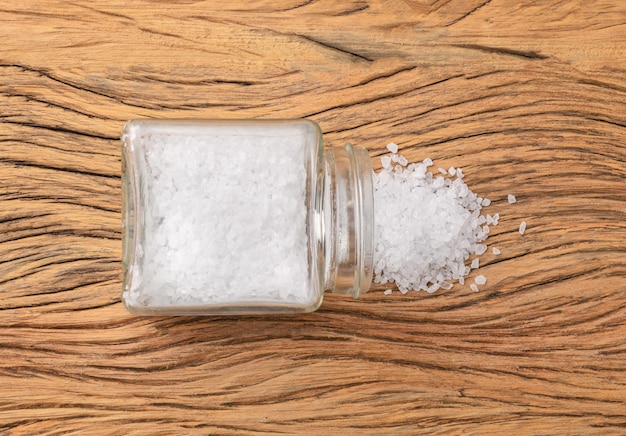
[322,144,374,298]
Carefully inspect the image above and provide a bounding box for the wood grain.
[1,0,625,434]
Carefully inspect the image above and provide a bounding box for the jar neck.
[321,144,374,298]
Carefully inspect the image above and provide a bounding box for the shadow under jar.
[122,119,374,315]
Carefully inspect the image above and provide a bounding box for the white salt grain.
[381,155,392,169]
[474,244,488,255]
[386,143,399,153]
[471,258,479,269]
[475,275,487,285]
[482,198,491,207]
[519,221,527,235]
[508,194,517,204]
[383,289,393,295]
[438,167,447,174]
[470,284,479,292]
[492,247,501,255]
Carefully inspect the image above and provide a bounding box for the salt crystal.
[438,167,447,174]
[475,275,487,285]
[519,221,527,235]
[386,143,399,153]
[471,258,479,269]
[470,284,479,292]
[383,289,393,295]
[448,167,456,176]
[492,247,501,255]
[474,244,487,255]
[381,155,392,168]
[482,198,491,207]
[508,194,516,204]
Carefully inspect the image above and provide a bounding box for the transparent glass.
[122,119,373,315]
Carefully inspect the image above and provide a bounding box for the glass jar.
[122,119,373,315]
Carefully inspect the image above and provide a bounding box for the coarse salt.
[123,122,312,308]
[381,155,392,169]
[374,149,494,294]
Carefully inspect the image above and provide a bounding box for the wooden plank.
[1,0,625,433]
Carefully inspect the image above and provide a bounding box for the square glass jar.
[121,119,326,315]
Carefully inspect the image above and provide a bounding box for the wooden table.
[2,1,625,434]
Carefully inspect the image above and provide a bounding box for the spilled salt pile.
[373,144,495,294]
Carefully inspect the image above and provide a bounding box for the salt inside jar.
[122,119,374,315]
